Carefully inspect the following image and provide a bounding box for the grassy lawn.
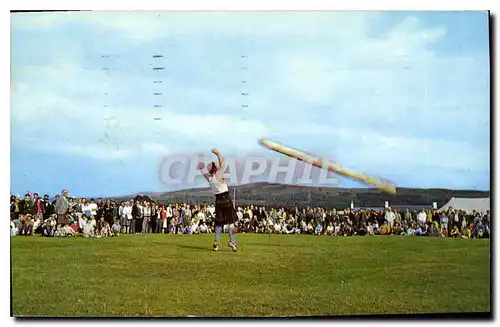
[11,234,490,317]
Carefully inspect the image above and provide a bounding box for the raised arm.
[211,148,224,168]
[197,154,211,182]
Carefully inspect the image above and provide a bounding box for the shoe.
[228,241,237,252]
[213,241,219,251]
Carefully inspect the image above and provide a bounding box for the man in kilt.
[198,148,238,252]
[55,189,70,228]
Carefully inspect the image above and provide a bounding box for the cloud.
[10,58,268,160]
[40,143,134,161]
[11,11,376,40]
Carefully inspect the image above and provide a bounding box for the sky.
[10,11,490,197]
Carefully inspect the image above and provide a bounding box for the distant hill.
[113,182,490,209]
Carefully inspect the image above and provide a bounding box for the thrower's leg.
[213,226,222,251]
[228,223,237,251]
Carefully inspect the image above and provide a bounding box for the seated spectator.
[70,221,79,233]
[484,221,490,238]
[265,220,274,234]
[281,223,291,234]
[366,223,374,236]
[428,221,439,237]
[325,223,334,236]
[342,223,353,236]
[307,221,314,234]
[274,222,283,234]
[415,224,427,236]
[20,214,34,236]
[461,226,472,239]
[450,225,460,238]
[476,222,485,238]
[199,222,209,234]
[358,222,367,236]
[392,223,403,235]
[466,223,474,238]
[407,225,415,235]
[299,220,307,234]
[32,215,42,234]
[314,224,322,235]
[100,219,111,237]
[111,221,121,236]
[255,221,264,233]
[41,218,56,237]
[95,217,105,237]
[334,223,341,236]
[55,224,76,237]
[83,217,94,238]
[78,214,86,233]
[380,223,391,235]
[63,225,77,237]
[10,221,17,236]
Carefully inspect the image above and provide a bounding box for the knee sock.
[228,223,236,245]
[215,226,222,243]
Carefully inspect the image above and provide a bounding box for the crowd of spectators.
[10,191,490,239]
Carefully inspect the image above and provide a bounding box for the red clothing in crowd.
[70,222,79,232]
[36,199,43,214]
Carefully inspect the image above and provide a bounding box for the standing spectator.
[181,204,187,226]
[404,209,413,224]
[10,195,20,222]
[159,205,167,233]
[96,198,104,220]
[88,199,98,219]
[122,201,133,234]
[166,204,173,232]
[103,199,114,226]
[42,194,54,220]
[172,205,180,234]
[33,193,44,222]
[143,201,152,233]
[73,198,83,230]
[431,209,440,223]
[81,198,90,217]
[112,201,120,226]
[394,209,402,226]
[118,201,125,233]
[151,203,159,233]
[55,189,70,227]
[417,208,427,226]
[385,207,395,228]
[19,193,34,225]
[236,207,243,223]
[132,200,143,234]
[185,205,192,229]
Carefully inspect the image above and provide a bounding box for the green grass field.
[11,234,490,317]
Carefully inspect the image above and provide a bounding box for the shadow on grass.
[242,241,314,248]
[160,243,212,252]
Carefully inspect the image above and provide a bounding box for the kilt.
[57,213,70,225]
[214,191,237,226]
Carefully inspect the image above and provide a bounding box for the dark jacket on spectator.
[20,199,34,215]
[42,200,55,220]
